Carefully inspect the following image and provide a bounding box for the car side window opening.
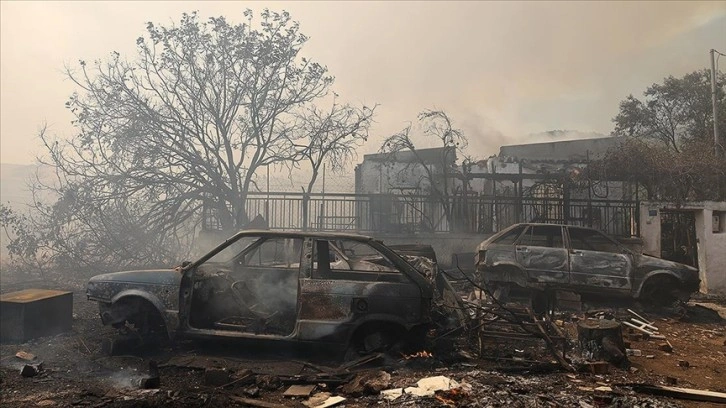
[568,228,622,254]
[313,239,399,277]
[243,238,302,268]
[518,225,564,248]
[493,225,527,245]
[205,236,259,264]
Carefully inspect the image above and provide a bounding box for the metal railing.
[203,192,639,237]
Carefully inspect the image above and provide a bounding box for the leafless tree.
[31,10,373,271]
[293,99,376,193]
[379,110,469,230]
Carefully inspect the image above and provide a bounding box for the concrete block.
[0,289,73,343]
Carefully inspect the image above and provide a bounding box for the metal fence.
[204,192,640,237]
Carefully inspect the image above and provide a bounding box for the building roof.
[361,146,456,165]
[499,136,623,163]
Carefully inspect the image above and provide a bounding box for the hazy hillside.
[0,163,44,209]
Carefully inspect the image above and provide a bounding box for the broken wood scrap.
[15,351,36,361]
[313,395,346,408]
[532,316,574,372]
[337,352,384,372]
[627,309,652,325]
[292,360,335,374]
[77,337,92,354]
[630,318,658,332]
[628,384,726,404]
[623,321,656,336]
[278,373,352,386]
[229,396,289,408]
[283,384,316,397]
[217,370,255,389]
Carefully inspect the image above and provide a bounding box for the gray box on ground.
[0,289,73,343]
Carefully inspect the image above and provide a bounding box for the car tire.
[640,276,681,306]
[116,298,168,345]
[344,324,405,361]
[491,283,511,303]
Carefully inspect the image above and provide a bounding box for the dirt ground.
[1,272,725,408]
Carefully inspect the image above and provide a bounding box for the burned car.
[87,231,442,355]
[475,223,700,305]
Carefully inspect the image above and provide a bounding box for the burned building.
[479,136,630,201]
[354,147,457,195]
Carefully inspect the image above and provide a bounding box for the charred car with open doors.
[475,223,700,305]
[86,231,453,356]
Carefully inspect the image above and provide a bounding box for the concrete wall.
[356,160,431,194]
[639,201,726,295]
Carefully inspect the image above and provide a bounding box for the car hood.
[634,254,698,274]
[89,269,182,286]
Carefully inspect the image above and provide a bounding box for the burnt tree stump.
[577,319,628,367]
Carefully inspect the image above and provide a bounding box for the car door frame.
[565,226,633,295]
[513,224,569,286]
[294,237,432,344]
[178,232,306,340]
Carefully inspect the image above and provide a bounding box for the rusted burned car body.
[87,231,436,352]
[475,223,700,303]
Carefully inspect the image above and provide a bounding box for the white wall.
[356,160,455,194]
[639,201,726,295]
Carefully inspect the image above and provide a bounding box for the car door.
[514,225,568,284]
[296,238,423,342]
[566,227,632,293]
[179,234,303,338]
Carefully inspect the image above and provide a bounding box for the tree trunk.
[577,319,627,367]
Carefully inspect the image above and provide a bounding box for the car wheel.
[490,283,511,303]
[117,298,168,344]
[640,276,680,306]
[344,324,405,361]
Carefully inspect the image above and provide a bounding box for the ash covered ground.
[1,274,725,408]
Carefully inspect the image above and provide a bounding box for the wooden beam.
[630,384,726,404]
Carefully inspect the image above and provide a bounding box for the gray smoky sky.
[1,1,725,165]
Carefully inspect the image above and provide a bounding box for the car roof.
[227,229,376,241]
[507,223,597,230]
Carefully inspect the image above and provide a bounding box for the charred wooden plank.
[629,384,726,404]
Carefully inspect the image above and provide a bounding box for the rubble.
[203,367,230,386]
[2,266,725,408]
[311,395,345,408]
[304,392,332,407]
[138,360,160,389]
[19,362,43,377]
[230,396,288,408]
[15,350,35,361]
[339,370,390,396]
[283,384,316,397]
[629,384,726,404]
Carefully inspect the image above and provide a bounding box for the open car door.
[179,233,303,338]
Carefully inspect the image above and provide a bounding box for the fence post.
[635,200,641,236]
[302,193,309,231]
[563,183,571,225]
[318,202,324,231]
